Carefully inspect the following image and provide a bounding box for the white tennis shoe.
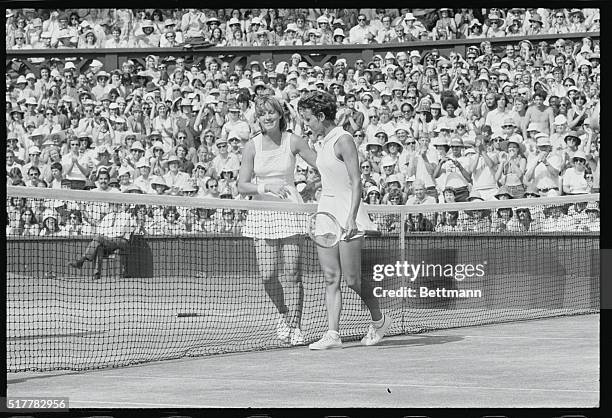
[290,327,305,346]
[277,316,291,343]
[308,330,343,350]
[361,315,393,346]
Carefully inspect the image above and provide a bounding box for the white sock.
[327,330,340,338]
[373,315,385,328]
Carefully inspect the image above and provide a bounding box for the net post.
[399,212,406,251]
[399,212,407,334]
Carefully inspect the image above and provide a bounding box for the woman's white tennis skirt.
[242,210,308,239]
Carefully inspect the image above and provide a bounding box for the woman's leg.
[254,239,287,316]
[338,237,382,322]
[281,236,304,329]
[316,245,342,332]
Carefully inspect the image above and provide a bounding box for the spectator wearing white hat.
[523,11,545,36]
[483,12,505,38]
[494,135,527,199]
[23,96,40,127]
[23,147,43,186]
[469,135,501,201]
[433,8,458,40]
[561,149,590,195]
[567,9,587,33]
[39,210,62,236]
[130,19,159,47]
[21,75,40,103]
[580,202,600,232]
[315,15,333,44]
[163,155,190,193]
[117,166,133,192]
[438,137,473,201]
[41,144,63,182]
[245,16,263,45]
[221,100,251,142]
[90,71,112,101]
[378,155,399,188]
[402,12,425,39]
[280,23,303,46]
[131,159,152,193]
[549,115,569,151]
[32,30,52,50]
[331,28,348,45]
[90,168,119,193]
[525,133,562,196]
[211,137,240,179]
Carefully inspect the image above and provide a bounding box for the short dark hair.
[298,91,337,121]
[442,96,458,110]
[533,90,547,100]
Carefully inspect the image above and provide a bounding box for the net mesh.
[6,186,600,372]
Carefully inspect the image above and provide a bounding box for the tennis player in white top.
[298,91,393,349]
[238,95,317,345]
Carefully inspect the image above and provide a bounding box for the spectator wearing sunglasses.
[562,150,590,195]
[349,14,371,44]
[548,10,570,34]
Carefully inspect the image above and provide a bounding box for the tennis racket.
[308,212,379,248]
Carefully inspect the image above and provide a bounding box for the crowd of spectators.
[6,8,600,49]
[6,8,600,236]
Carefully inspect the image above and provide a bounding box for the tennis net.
[6,186,599,372]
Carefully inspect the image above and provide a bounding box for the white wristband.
[257,184,266,195]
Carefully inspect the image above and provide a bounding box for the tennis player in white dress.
[238,95,317,346]
[298,91,393,350]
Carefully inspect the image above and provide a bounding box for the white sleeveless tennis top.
[242,131,305,239]
[251,131,302,203]
[316,126,376,232]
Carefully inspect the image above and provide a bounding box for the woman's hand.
[344,218,358,240]
[265,183,291,199]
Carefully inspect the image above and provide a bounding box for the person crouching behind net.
[69,190,144,280]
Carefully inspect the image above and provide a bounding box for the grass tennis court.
[7,271,595,372]
[7,313,599,408]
